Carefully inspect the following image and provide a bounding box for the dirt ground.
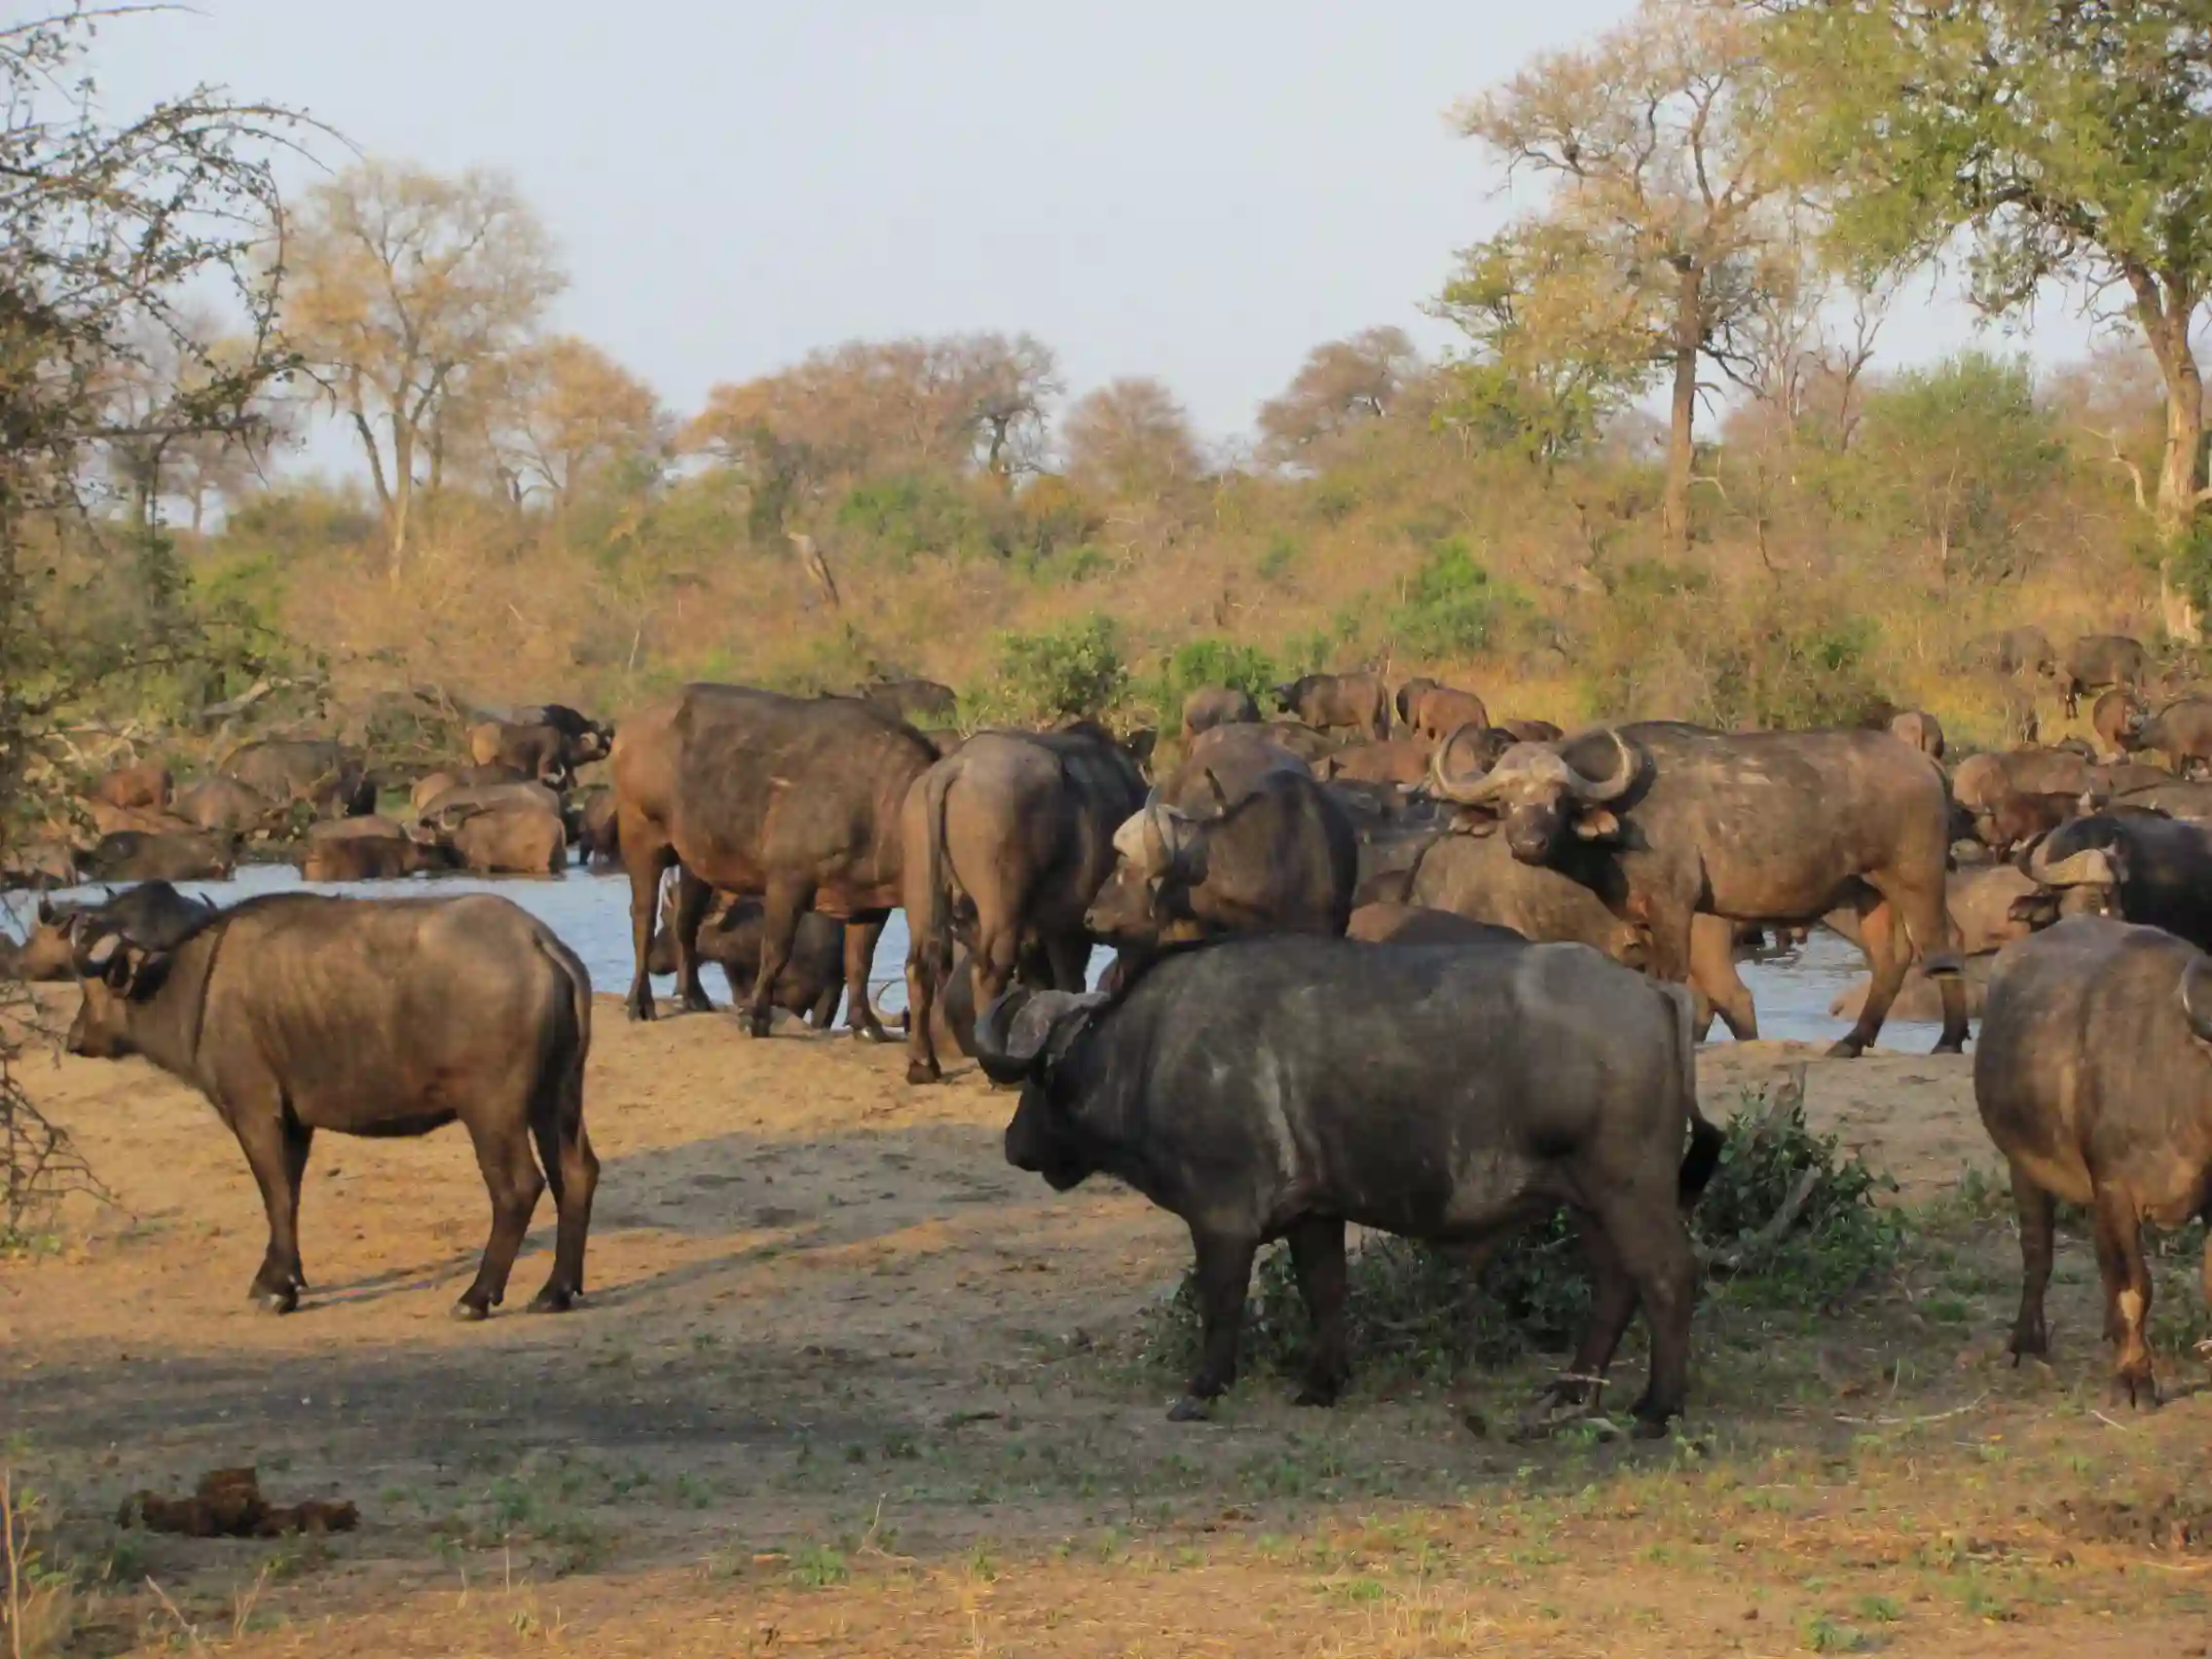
[6,991,2212,1658]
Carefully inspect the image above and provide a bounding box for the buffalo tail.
[1659,980,1723,1206]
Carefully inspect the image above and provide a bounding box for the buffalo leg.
[903,940,943,1085]
[234,1103,307,1312]
[843,915,889,1042]
[1537,1212,1640,1419]
[1876,869,1969,1054]
[747,880,812,1040]
[1831,899,1904,1058]
[1173,1229,1258,1420]
[1044,931,1090,993]
[456,1120,546,1320]
[669,868,715,1014]
[1611,1196,1698,1433]
[622,839,675,1021]
[1687,914,1757,1041]
[2089,1182,2157,1408]
[2007,1164,2055,1361]
[1287,1216,1349,1407]
[528,1093,597,1312]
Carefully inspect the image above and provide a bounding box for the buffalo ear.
[1571,808,1624,842]
[973,987,1104,1086]
[1201,768,1230,816]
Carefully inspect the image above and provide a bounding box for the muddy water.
[4,864,1948,1051]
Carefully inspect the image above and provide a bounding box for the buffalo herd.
[20,631,2212,1419]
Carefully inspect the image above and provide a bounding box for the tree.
[285,161,563,579]
[1767,0,2212,623]
[501,336,665,530]
[1856,352,2066,585]
[0,3,306,1232]
[1061,378,1205,502]
[945,332,1061,485]
[103,313,294,535]
[1257,326,1421,461]
[1451,0,1796,548]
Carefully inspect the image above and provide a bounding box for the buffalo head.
[1085,774,1232,946]
[63,915,170,1058]
[1424,726,1640,866]
[2011,832,2127,930]
[976,985,1108,1191]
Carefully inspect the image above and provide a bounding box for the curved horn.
[2037,847,2119,888]
[972,987,1099,1087]
[1565,728,1640,803]
[1425,724,1511,803]
[2181,958,2212,1045]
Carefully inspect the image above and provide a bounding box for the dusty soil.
[6,994,2212,1658]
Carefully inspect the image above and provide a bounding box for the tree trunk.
[386,413,415,586]
[1663,260,1702,558]
[2129,270,2205,640]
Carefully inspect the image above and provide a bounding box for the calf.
[1976,917,2212,1405]
[981,936,1720,1430]
[1395,679,1489,744]
[645,887,847,1027]
[63,886,596,1319]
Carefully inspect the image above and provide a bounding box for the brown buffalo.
[81,830,234,883]
[1180,685,1260,744]
[1319,738,1435,788]
[1,841,77,889]
[63,886,595,1319]
[575,788,619,866]
[467,721,573,787]
[2127,696,2212,778]
[445,807,568,876]
[1272,672,1389,741]
[93,762,172,812]
[1258,719,1344,766]
[1395,680,1489,744]
[1989,626,2055,677]
[173,777,277,837]
[303,833,456,882]
[612,685,935,1035]
[1345,902,1525,948]
[1888,711,1945,759]
[646,887,848,1027]
[221,739,375,820]
[901,723,1146,1084]
[2092,688,2149,761]
[855,677,958,726]
[86,800,197,839]
[1498,719,1565,744]
[2054,634,2148,719]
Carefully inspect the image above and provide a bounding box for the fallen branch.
[1834,1389,1989,1428]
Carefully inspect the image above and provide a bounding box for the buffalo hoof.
[451,1298,493,1322]
[2113,1371,2161,1411]
[529,1284,577,1314]
[1165,1395,1212,1423]
[1291,1382,1342,1410]
[1825,1037,1867,1059]
[680,990,714,1015]
[1931,1039,1967,1056]
[1631,1414,1675,1441]
[627,999,657,1023]
[905,1060,941,1087]
[251,1288,298,1315]
[744,1013,773,1040]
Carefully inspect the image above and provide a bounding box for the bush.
[975,613,1129,723]
[1138,1084,1899,1388]
[1389,536,1514,659]
[833,472,992,566]
[1257,534,1302,585]
[1147,637,1282,723]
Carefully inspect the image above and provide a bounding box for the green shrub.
[1257,534,1302,585]
[1389,536,1515,658]
[833,472,991,566]
[975,613,1129,723]
[1147,637,1282,723]
[1138,1085,1899,1387]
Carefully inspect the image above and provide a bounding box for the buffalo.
[467,721,575,788]
[1975,917,2212,1405]
[173,777,278,837]
[901,722,1147,1084]
[81,830,234,883]
[2091,688,2149,760]
[2112,778,2212,822]
[981,935,1720,1430]
[1395,679,1489,744]
[855,677,958,727]
[64,886,596,1319]
[445,806,568,876]
[1257,719,1343,766]
[1087,767,1357,952]
[1497,719,1565,745]
[575,788,619,866]
[302,833,455,882]
[92,762,172,812]
[6,886,215,981]
[612,685,935,1036]
[1888,711,1944,759]
[511,703,613,761]
[1272,672,1390,742]
[1345,902,1525,948]
[1429,723,1967,1055]
[1179,685,1260,743]
[2011,812,2212,949]
[1318,737,1435,788]
[2126,695,2212,778]
[2055,633,2147,718]
[1989,626,2055,677]
[221,739,375,820]
[646,886,848,1027]
[1,841,77,890]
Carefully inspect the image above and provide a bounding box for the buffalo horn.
[2032,845,2118,888]
[1563,727,1640,803]
[972,986,1099,1086]
[1425,724,1513,803]
[2183,958,2212,1045]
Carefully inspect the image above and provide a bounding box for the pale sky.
[91,0,2097,455]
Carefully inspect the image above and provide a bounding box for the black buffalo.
[64,886,596,1319]
[1272,672,1390,741]
[1975,917,2212,1405]
[979,935,1720,1431]
[1429,722,1967,1054]
[2011,812,2212,949]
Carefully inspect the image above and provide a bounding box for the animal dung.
[117,1466,359,1538]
